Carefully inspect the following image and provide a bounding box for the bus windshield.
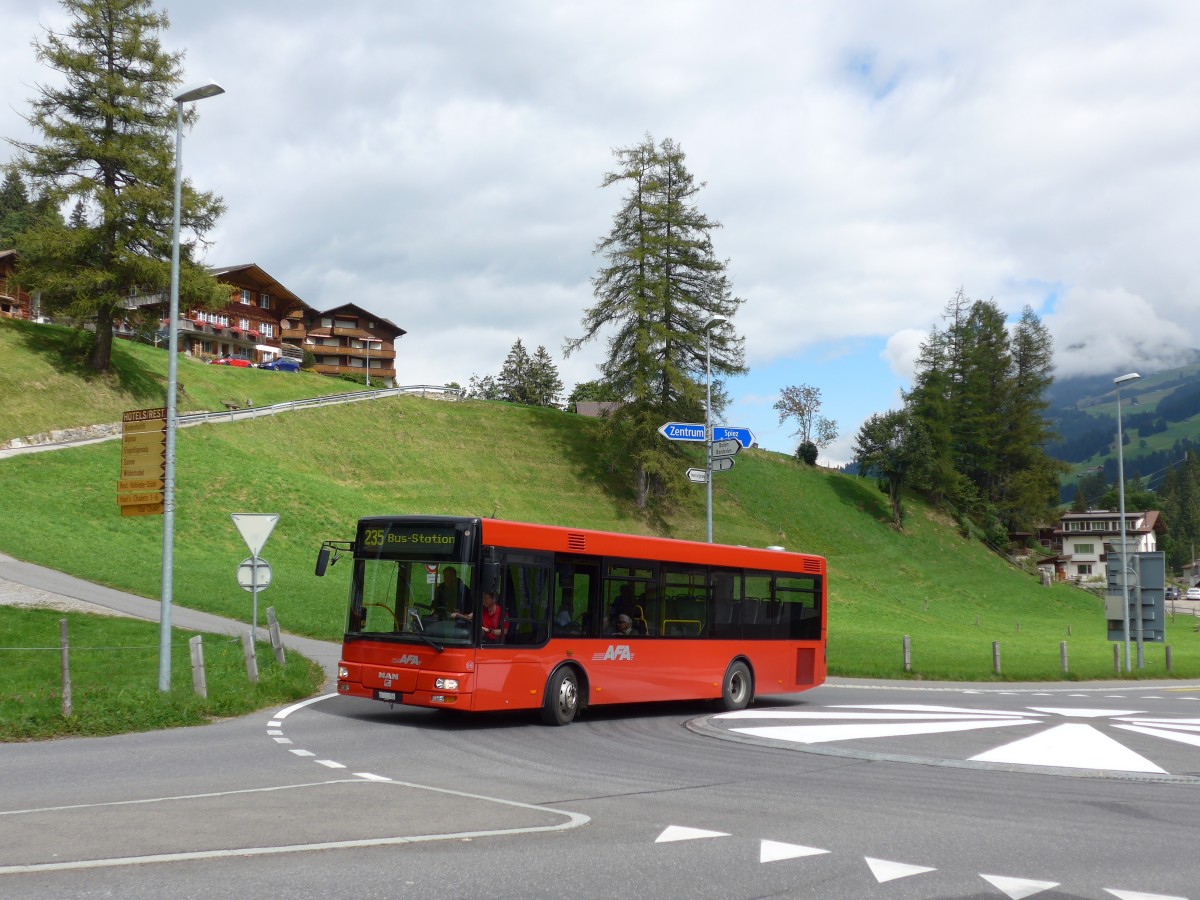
[352,558,478,646]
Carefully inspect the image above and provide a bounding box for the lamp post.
[704,315,727,543]
[1114,371,1140,674]
[160,81,225,692]
[365,337,371,387]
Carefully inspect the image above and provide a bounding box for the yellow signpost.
[119,408,166,517]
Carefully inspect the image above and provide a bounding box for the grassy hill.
[0,318,369,444]
[3,318,1198,682]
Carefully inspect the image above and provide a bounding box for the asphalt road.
[2,556,1199,898]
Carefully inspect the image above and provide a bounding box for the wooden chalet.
[0,250,35,321]
[296,302,405,384]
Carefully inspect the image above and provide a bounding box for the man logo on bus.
[592,644,634,662]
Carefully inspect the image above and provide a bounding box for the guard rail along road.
[0,384,464,459]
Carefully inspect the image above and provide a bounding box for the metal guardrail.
[177,384,462,427]
[0,385,463,458]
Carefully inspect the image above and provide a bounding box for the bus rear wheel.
[720,661,752,711]
[542,666,579,726]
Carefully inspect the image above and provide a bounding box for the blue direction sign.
[714,425,755,448]
[658,422,707,442]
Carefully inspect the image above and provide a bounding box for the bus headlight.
[338,666,350,680]
[435,678,459,691]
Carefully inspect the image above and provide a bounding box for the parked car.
[258,357,300,372]
[1187,587,1200,601]
[1166,586,1181,601]
[208,356,252,367]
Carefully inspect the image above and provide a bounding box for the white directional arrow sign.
[686,468,708,484]
[711,438,740,458]
[712,457,734,472]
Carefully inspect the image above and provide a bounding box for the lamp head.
[1114,372,1141,387]
[704,315,727,332]
[174,82,225,104]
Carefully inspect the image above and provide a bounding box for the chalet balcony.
[312,363,396,380]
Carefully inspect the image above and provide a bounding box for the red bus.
[316,515,826,724]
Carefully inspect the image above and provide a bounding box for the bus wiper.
[413,632,444,653]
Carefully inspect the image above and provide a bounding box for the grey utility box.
[1104,544,1166,643]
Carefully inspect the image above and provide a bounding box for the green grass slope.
[2,387,1197,681]
[0,317,367,443]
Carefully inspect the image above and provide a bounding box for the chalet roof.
[315,302,406,338]
[1055,509,1167,535]
[0,249,16,262]
[210,263,313,316]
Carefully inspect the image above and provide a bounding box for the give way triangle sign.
[231,513,279,557]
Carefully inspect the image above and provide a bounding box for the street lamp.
[160,81,225,692]
[1114,371,1141,673]
[704,315,727,543]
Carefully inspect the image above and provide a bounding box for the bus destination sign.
[359,524,460,557]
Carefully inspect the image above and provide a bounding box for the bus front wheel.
[542,666,579,726]
[721,661,752,711]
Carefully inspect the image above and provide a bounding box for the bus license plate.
[376,690,397,701]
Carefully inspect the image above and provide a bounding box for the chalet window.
[1076,564,1092,576]
[259,293,270,309]
[320,317,333,328]
[239,289,252,305]
[260,323,275,339]
[1075,544,1094,555]
[334,319,356,330]
[239,318,250,331]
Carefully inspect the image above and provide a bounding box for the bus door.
[474,548,554,704]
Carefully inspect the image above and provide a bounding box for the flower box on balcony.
[193,318,205,328]
[229,327,240,335]
[249,331,260,339]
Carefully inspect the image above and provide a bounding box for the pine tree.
[526,345,564,408]
[7,0,227,372]
[0,170,34,247]
[565,135,746,506]
[497,338,532,404]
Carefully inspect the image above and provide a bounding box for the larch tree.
[565,135,746,507]
[7,0,227,372]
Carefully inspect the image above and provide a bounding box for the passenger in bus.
[435,567,470,620]
[448,590,504,641]
[610,614,634,636]
[555,601,574,628]
[608,584,635,628]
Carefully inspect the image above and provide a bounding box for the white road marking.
[655,825,730,843]
[1027,708,1142,718]
[970,724,1167,773]
[273,693,338,720]
[865,857,936,883]
[717,710,1034,721]
[353,772,392,782]
[759,840,828,863]
[267,730,283,736]
[288,749,315,757]
[0,779,589,875]
[980,873,1060,898]
[1105,889,1188,899]
[1116,724,1200,748]
[272,737,293,745]
[733,718,1037,744]
[267,720,281,727]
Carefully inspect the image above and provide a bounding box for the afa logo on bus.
[592,644,635,662]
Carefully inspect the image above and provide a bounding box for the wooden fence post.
[242,631,259,684]
[267,607,286,665]
[1113,643,1121,674]
[1060,641,1068,674]
[903,635,911,673]
[1166,645,1172,674]
[59,619,72,718]
[189,635,207,698]
[992,641,1001,675]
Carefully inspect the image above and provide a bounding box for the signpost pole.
[703,316,726,543]
[251,551,260,642]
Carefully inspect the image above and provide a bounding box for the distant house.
[575,401,623,417]
[1045,509,1167,582]
[0,250,35,321]
[119,263,405,385]
[297,303,405,385]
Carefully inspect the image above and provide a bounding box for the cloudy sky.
[3,1,1199,464]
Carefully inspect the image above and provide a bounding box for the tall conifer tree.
[566,135,745,506]
[8,0,226,372]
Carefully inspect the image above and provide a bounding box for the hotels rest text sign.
[118,407,166,517]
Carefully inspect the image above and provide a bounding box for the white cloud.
[3,0,1200,453]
